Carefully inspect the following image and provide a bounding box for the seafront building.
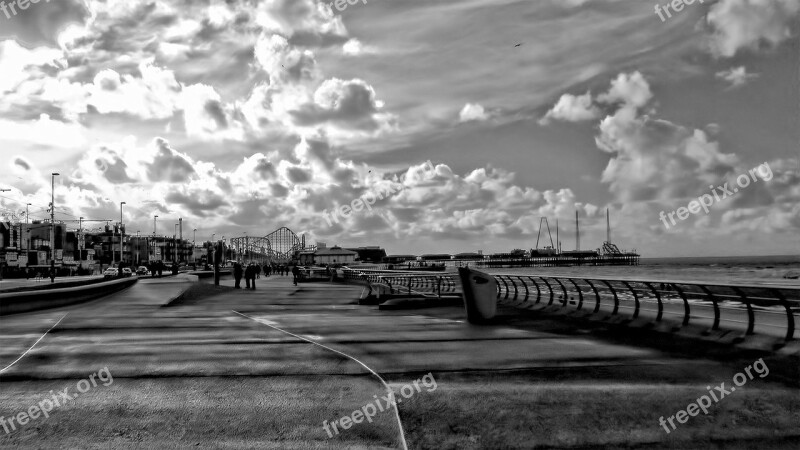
[0,221,197,275]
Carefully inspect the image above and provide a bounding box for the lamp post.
[152,215,158,262]
[136,231,140,266]
[26,203,31,224]
[119,202,126,266]
[50,173,59,275]
[193,228,196,264]
[174,224,179,263]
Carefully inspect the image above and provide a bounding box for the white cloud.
[597,71,653,110]
[539,91,599,125]
[459,103,490,122]
[715,66,759,88]
[706,0,800,57]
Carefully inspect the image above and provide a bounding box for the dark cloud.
[164,190,228,217]
[146,138,196,183]
[0,0,90,48]
[287,166,311,183]
[13,157,30,170]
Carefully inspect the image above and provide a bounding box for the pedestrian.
[291,265,300,286]
[233,261,243,289]
[249,264,256,290]
[244,263,251,289]
[256,264,261,279]
[263,263,270,277]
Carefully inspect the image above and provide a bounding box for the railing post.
[695,286,718,330]
[499,276,510,300]
[771,288,795,341]
[621,281,640,319]
[644,282,663,322]
[528,277,541,304]
[601,280,619,315]
[732,287,755,336]
[509,276,518,302]
[584,279,601,313]
[569,279,584,310]
[542,278,555,306]
[553,278,568,307]
[520,276,529,302]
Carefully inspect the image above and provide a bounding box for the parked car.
[136,266,148,275]
[102,268,118,279]
[122,268,133,277]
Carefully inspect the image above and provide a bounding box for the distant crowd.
[232,262,304,289]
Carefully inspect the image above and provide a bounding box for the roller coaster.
[228,226,315,264]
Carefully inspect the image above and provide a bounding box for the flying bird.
[514,43,522,47]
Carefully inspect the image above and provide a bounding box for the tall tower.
[575,210,580,251]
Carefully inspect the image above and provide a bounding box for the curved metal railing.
[341,268,460,298]
[493,274,799,342]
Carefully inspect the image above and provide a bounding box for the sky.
[0,0,798,257]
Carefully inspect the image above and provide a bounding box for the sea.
[482,255,800,286]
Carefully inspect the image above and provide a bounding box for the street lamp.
[26,203,31,224]
[50,173,59,271]
[120,202,126,266]
[174,223,179,263]
[152,215,158,263]
[136,231,141,265]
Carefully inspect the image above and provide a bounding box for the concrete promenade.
[0,275,104,293]
[0,276,798,448]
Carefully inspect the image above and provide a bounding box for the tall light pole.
[136,231,140,265]
[26,203,31,224]
[174,223,179,263]
[119,202,126,266]
[50,173,59,266]
[193,228,197,264]
[79,216,84,266]
[152,215,158,263]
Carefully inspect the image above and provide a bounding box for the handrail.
[492,273,799,342]
[340,267,461,299]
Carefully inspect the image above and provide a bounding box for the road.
[1,276,797,448]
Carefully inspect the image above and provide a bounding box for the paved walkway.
[0,276,797,448]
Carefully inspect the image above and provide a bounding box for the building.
[346,246,387,263]
[0,220,196,277]
[420,253,452,261]
[383,254,417,264]
[314,246,357,265]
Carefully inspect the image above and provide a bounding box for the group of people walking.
[232,262,302,289]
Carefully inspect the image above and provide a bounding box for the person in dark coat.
[291,265,300,286]
[233,261,243,289]
[244,264,252,289]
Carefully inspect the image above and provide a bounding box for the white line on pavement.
[1,313,69,374]
[232,310,408,450]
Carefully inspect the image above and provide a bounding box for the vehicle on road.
[136,266,148,275]
[102,268,118,279]
[122,268,133,277]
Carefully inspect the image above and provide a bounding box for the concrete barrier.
[0,277,138,315]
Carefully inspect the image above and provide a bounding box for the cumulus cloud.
[706,0,800,57]
[597,72,653,110]
[539,91,599,125]
[459,103,490,122]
